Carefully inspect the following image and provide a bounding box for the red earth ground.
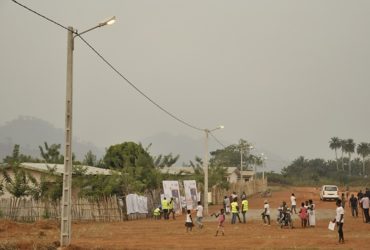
[1,187,369,249]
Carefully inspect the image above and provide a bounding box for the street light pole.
[203,129,209,216]
[60,17,115,247]
[61,26,74,247]
[203,125,224,216]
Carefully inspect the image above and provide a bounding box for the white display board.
[125,194,148,214]
[162,180,182,214]
[183,180,198,210]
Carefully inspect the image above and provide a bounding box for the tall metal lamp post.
[203,125,224,216]
[260,153,267,182]
[61,16,116,247]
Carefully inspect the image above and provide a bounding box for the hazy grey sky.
[1,0,370,162]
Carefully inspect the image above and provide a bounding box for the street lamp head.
[218,125,224,129]
[100,16,116,26]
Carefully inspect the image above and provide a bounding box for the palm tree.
[343,139,356,176]
[357,142,370,176]
[329,137,341,171]
[340,139,346,171]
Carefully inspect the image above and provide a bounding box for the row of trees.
[329,137,370,176]
[1,139,261,201]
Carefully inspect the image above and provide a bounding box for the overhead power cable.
[11,0,204,132]
[209,132,226,149]
[77,36,204,131]
[11,0,75,34]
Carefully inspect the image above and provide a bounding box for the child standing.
[299,202,308,228]
[185,209,194,232]
[214,208,226,236]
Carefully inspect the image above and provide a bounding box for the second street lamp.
[203,125,224,216]
[61,16,115,247]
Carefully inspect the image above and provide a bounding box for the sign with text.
[183,180,198,210]
[162,180,182,214]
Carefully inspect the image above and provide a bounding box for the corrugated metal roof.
[159,166,194,175]
[19,162,112,175]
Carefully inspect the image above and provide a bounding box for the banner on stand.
[162,180,182,214]
[183,180,198,210]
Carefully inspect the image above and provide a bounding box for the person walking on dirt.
[261,200,270,225]
[185,209,194,232]
[332,199,345,244]
[195,201,204,229]
[359,194,370,223]
[290,193,297,214]
[241,196,249,223]
[168,197,176,220]
[349,194,358,217]
[213,208,225,236]
[162,197,169,220]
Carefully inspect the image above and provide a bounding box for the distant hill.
[0,116,104,162]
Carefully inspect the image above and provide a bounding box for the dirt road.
[1,187,369,249]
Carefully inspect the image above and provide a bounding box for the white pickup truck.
[320,185,339,201]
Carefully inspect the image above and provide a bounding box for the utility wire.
[77,36,204,131]
[11,0,204,132]
[11,0,75,34]
[209,132,226,148]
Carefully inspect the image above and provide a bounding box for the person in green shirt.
[161,197,169,220]
[153,207,161,220]
[231,198,240,224]
[168,197,176,220]
[241,197,249,223]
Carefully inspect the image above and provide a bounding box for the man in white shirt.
[196,201,204,229]
[359,195,370,223]
[290,193,297,214]
[333,199,344,244]
[261,200,270,225]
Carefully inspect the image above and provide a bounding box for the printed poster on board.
[183,180,198,210]
[162,180,182,214]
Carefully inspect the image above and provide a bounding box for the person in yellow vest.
[231,198,240,224]
[162,197,169,220]
[153,206,161,220]
[241,196,249,223]
[168,197,176,220]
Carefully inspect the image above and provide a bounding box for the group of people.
[290,193,316,228]
[153,197,176,220]
[222,191,249,224]
[158,187,369,243]
[347,189,370,223]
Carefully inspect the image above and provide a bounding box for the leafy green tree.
[357,142,370,176]
[82,150,97,166]
[190,156,204,185]
[329,137,341,171]
[343,139,355,176]
[103,142,161,193]
[1,167,30,198]
[153,153,180,168]
[3,144,21,166]
[2,144,40,165]
[39,142,64,164]
[340,139,346,171]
